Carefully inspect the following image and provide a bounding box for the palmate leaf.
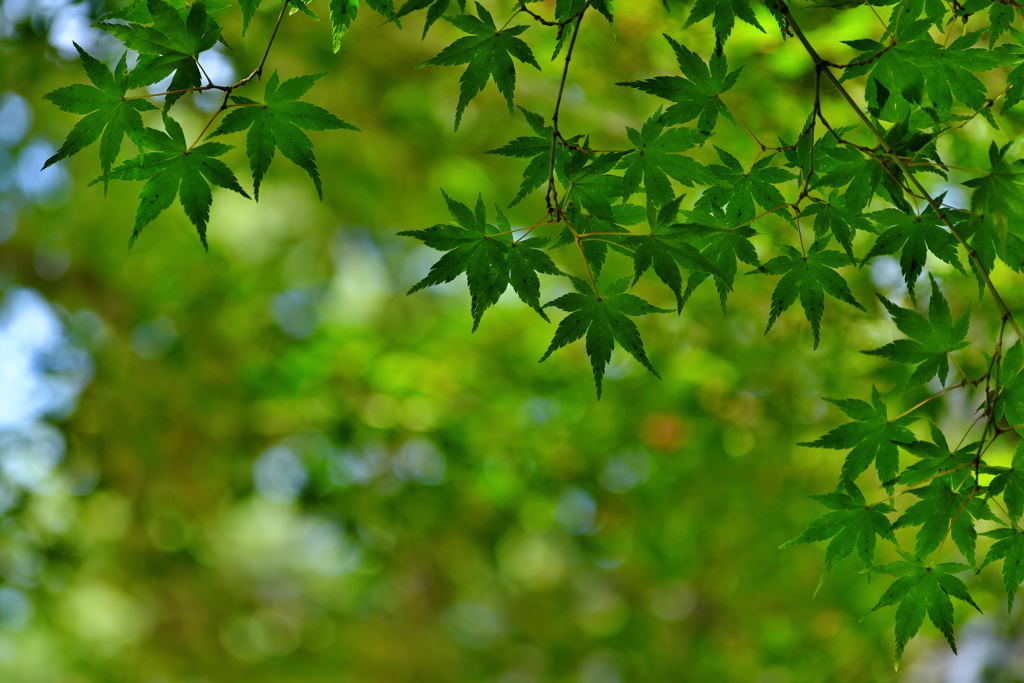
[799,193,873,260]
[684,0,765,49]
[701,148,795,225]
[814,147,886,215]
[799,385,918,487]
[620,111,710,207]
[554,0,613,24]
[42,45,157,190]
[239,0,262,34]
[572,210,631,281]
[394,0,465,36]
[418,2,540,130]
[104,116,249,249]
[486,108,566,207]
[624,196,728,311]
[861,208,965,303]
[892,423,976,488]
[329,0,359,52]
[679,203,760,313]
[559,149,628,223]
[842,26,1002,121]
[1002,33,1024,112]
[958,214,1024,292]
[979,527,1024,612]
[870,558,980,669]
[893,479,990,567]
[864,275,970,391]
[540,276,670,399]
[211,71,358,200]
[995,341,1024,429]
[398,192,562,329]
[988,441,1024,523]
[757,237,865,349]
[617,35,742,134]
[324,0,399,40]
[780,485,894,593]
[95,0,221,110]
[962,142,1024,244]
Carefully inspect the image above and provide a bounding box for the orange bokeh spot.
[640,413,689,451]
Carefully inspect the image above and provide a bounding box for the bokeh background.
[2,0,1024,681]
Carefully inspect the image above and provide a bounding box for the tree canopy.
[3,0,1024,679]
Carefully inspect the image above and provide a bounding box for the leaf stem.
[890,379,973,422]
[545,3,589,219]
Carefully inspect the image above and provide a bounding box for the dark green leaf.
[863,275,970,390]
[757,237,865,349]
[617,35,742,134]
[540,276,670,399]
[211,71,358,200]
[780,485,894,592]
[799,386,918,487]
[104,116,250,249]
[94,0,221,111]
[861,208,965,303]
[43,45,157,190]
[620,111,709,206]
[870,559,979,668]
[979,527,1024,611]
[418,2,540,130]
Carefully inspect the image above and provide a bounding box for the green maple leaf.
[559,150,627,223]
[418,2,540,130]
[105,116,250,249]
[679,204,760,313]
[780,485,894,593]
[572,211,631,281]
[799,386,918,487]
[870,558,980,668]
[211,71,358,200]
[620,111,710,207]
[799,192,873,260]
[554,0,586,20]
[958,214,1024,289]
[815,148,886,215]
[394,0,465,36]
[892,423,976,488]
[624,196,728,312]
[325,0,399,41]
[617,35,742,134]
[95,0,221,110]
[962,142,1024,244]
[329,0,359,51]
[554,0,612,24]
[893,479,988,566]
[757,237,865,349]
[702,148,795,225]
[988,441,1024,523]
[861,208,965,303]
[398,192,562,329]
[979,527,1024,611]
[486,108,564,207]
[539,276,670,399]
[42,45,157,190]
[1002,35,1024,112]
[780,122,857,186]
[684,0,764,49]
[843,26,1002,119]
[239,0,263,34]
[995,342,1024,430]
[863,276,970,391]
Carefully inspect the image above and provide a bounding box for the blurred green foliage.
[3,0,1024,681]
